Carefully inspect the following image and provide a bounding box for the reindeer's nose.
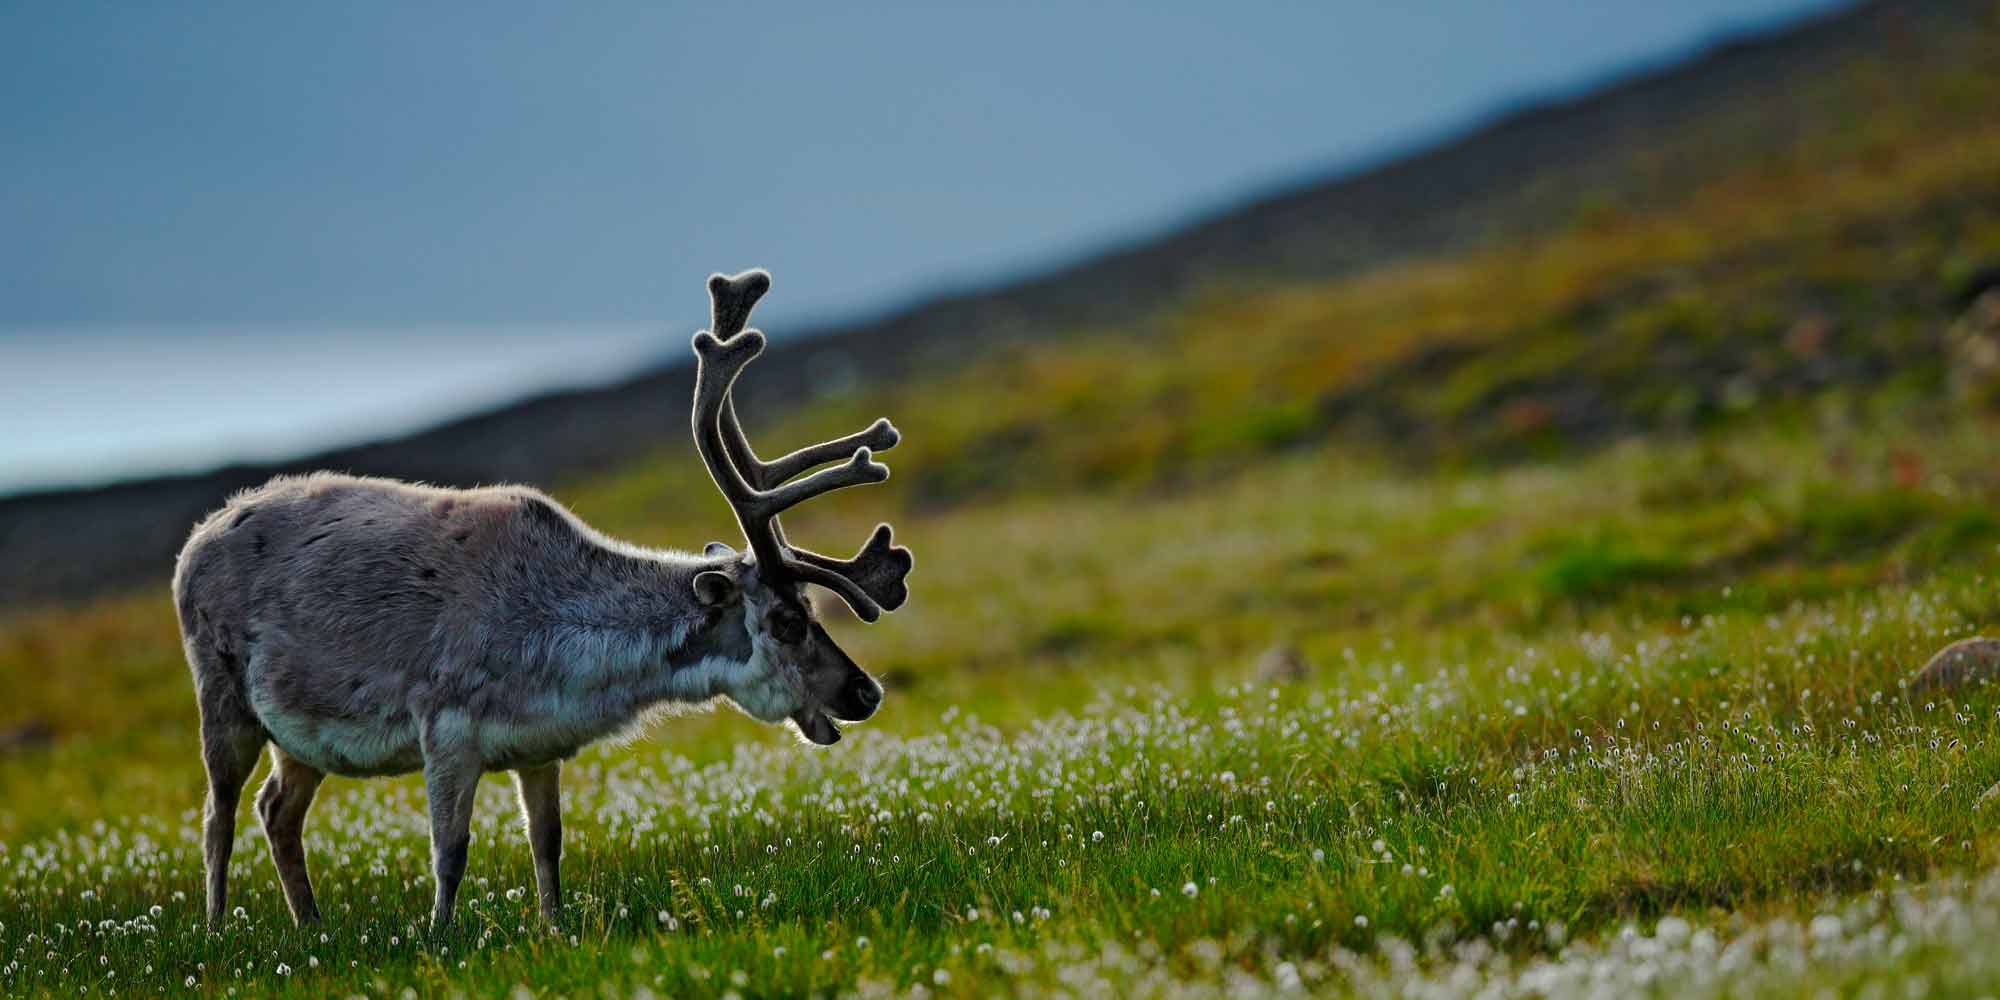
[848,677,883,717]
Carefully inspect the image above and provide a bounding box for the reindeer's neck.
[506,545,754,725]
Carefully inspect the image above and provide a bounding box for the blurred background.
[4,0,1908,600]
[4,0,2000,727]
[11,7,2000,992]
[4,1,1850,492]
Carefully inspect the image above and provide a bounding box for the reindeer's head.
[688,269,912,745]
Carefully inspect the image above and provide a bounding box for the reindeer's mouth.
[793,709,841,745]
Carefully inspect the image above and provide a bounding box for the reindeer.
[171,269,912,929]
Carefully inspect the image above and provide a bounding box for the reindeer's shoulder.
[439,485,590,545]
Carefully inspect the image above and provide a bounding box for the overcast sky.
[0,1,1844,491]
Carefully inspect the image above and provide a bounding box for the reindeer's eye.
[769,611,807,645]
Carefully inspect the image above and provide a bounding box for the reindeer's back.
[199,472,586,637]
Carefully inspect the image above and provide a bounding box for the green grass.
[1533,537,1690,603]
[7,418,2000,998]
[7,10,2000,995]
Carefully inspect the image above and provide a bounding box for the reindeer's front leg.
[512,763,563,921]
[419,712,483,929]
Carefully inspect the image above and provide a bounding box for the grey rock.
[1948,289,2000,410]
[1910,637,2000,694]
[1255,644,1310,683]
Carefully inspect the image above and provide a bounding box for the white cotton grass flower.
[1273,960,1302,990]
[18,626,2000,995]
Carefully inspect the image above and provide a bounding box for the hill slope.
[3,0,1991,608]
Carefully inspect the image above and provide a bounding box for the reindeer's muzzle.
[793,665,883,746]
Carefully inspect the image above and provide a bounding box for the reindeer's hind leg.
[196,677,265,927]
[256,745,325,924]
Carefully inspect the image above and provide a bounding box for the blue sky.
[0,1,1844,490]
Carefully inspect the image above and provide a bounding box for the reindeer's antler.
[704,271,902,488]
[690,270,914,620]
[791,522,914,611]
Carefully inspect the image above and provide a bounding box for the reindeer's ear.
[692,570,740,607]
[703,541,738,558]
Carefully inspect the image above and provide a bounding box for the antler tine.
[789,523,914,612]
[752,420,901,490]
[787,560,884,623]
[749,446,890,522]
[706,270,899,490]
[690,331,889,569]
[707,269,770,340]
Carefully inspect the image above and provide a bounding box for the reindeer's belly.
[247,669,599,775]
[265,709,426,777]
[244,662,425,777]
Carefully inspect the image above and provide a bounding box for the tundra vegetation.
[6,9,2000,997]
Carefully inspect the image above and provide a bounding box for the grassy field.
[7,10,2000,997]
[6,418,2000,998]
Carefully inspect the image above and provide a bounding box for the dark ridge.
[0,0,1972,610]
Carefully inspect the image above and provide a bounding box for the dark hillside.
[1,0,1989,608]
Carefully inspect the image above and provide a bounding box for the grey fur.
[175,473,881,927]
[173,267,908,930]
